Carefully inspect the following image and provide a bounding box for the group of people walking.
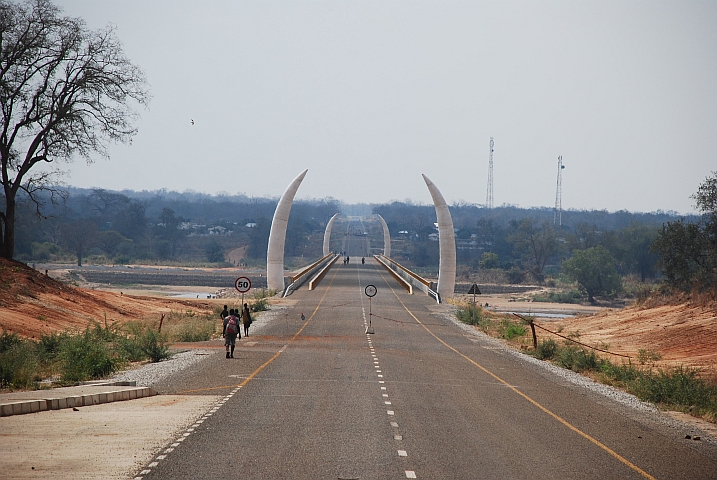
[220,304,252,359]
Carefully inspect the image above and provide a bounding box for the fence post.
[529,319,537,349]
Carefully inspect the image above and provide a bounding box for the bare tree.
[0,0,150,259]
[60,219,97,266]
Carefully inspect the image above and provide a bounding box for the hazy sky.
[54,0,716,214]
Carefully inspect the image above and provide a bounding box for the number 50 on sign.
[235,277,251,293]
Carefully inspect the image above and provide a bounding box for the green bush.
[499,319,526,340]
[170,319,215,342]
[139,329,170,363]
[36,332,66,362]
[250,298,269,313]
[0,342,39,389]
[532,290,583,304]
[456,304,484,326]
[630,366,715,410]
[59,328,120,382]
[533,338,558,360]
[0,329,22,353]
[556,344,602,373]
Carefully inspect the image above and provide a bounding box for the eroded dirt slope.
[0,259,215,338]
[547,300,717,372]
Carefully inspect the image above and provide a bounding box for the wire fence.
[512,313,632,359]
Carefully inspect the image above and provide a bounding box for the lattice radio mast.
[486,137,494,209]
[554,155,564,226]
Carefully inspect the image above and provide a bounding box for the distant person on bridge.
[223,308,240,358]
[242,303,252,336]
[361,257,365,265]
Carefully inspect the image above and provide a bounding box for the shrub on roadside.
[139,329,170,363]
[167,319,215,342]
[59,327,120,382]
[533,338,558,360]
[499,318,526,340]
[0,341,39,389]
[456,304,485,326]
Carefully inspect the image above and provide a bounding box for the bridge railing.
[283,253,337,297]
[374,254,440,303]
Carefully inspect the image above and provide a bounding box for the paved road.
[140,260,717,479]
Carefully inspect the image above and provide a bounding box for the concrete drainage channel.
[0,381,156,417]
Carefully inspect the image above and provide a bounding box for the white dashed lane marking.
[134,388,242,478]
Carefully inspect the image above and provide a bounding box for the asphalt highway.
[141,259,717,479]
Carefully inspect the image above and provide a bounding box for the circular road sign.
[365,284,377,297]
[235,276,252,293]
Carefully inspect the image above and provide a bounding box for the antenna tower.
[554,155,564,226]
[486,137,494,209]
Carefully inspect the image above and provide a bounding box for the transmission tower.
[554,155,565,226]
[486,137,494,209]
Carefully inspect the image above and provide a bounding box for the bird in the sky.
[191,119,194,125]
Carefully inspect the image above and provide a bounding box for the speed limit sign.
[234,276,251,293]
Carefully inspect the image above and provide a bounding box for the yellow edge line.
[178,267,339,395]
[375,267,656,480]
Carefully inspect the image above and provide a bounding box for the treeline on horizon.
[8,186,697,285]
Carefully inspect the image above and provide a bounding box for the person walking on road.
[223,308,240,358]
[242,303,252,337]
[220,305,228,321]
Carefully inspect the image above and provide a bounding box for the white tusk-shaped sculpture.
[267,169,308,291]
[323,213,339,256]
[377,214,391,257]
[422,174,456,299]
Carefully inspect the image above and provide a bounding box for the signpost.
[365,284,377,334]
[235,276,252,307]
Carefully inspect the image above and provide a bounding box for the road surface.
[140,259,717,479]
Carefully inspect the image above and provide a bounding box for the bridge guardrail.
[375,255,440,303]
[308,255,340,290]
[283,253,337,297]
[374,255,413,294]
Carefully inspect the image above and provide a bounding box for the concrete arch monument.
[267,169,308,291]
[422,174,456,299]
[377,214,391,257]
[323,213,339,256]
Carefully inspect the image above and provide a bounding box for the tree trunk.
[1,195,16,260]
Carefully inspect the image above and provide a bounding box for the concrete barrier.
[309,254,340,290]
[283,254,338,297]
[0,385,157,417]
[374,255,413,294]
[376,254,440,303]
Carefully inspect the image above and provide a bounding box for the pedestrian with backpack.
[242,303,252,337]
[223,308,241,358]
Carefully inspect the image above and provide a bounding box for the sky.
[53,0,717,214]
